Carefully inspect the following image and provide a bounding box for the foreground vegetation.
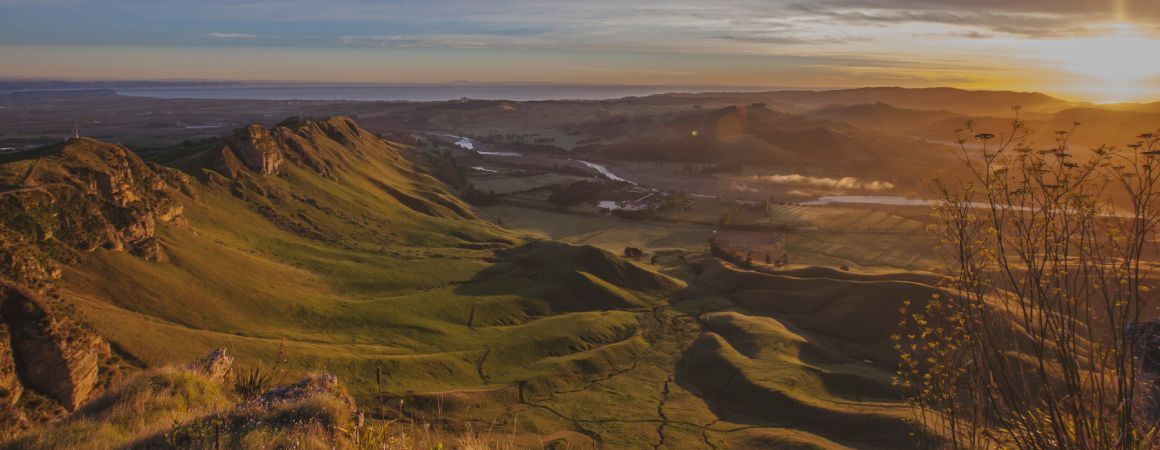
[897,116,1160,448]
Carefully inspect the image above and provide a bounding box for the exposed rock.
[0,280,109,411]
[0,139,184,284]
[150,163,198,199]
[214,146,245,179]
[224,124,284,176]
[0,243,62,285]
[255,372,353,411]
[129,237,167,263]
[192,348,233,382]
[272,127,333,177]
[0,322,26,433]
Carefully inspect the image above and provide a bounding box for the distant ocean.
[115,84,774,102]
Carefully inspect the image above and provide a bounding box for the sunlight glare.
[1034,23,1160,102]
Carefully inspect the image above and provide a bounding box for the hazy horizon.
[4,1,1160,103]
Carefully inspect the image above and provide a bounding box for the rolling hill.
[578,104,959,188]
[0,116,949,448]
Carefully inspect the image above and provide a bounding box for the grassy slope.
[6,118,947,448]
[29,121,700,447]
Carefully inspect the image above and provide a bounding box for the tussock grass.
[4,368,230,450]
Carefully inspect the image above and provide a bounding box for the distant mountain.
[579,104,957,186]
[0,79,237,93]
[1043,108,1160,148]
[806,102,966,134]
[1087,102,1160,114]
[762,87,1077,116]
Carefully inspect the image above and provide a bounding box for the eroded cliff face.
[222,124,285,176]
[0,138,188,428]
[0,322,24,432]
[212,116,372,180]
[0,280,109,436]
[0,281,108,412]
[0,139,188,284]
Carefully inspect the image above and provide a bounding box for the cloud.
[208,32,257,39]
[786,0,1160,38]
[0,0,1153,95]
[339,34,563,50]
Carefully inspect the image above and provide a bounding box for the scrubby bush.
[897,110,1160,448]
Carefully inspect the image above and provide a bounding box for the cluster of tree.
[547,180,604,207]
[549,164,596,177]
[709,240,753,269]
[699,164,744,175]
[719,204,768,224]
[460,183,499,205]
[487,132,541,141]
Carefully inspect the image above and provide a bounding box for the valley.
[0,86,1156,449]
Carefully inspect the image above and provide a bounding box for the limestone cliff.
[223,124,284,176]
[0,138,187,283]
[0,138,187,425]
[0,322,24,432]
[0,281,108,410]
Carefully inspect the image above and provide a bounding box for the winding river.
[447,135,634,184]
[443,134,954,207]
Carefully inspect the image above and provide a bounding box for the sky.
[2,0,1160,102]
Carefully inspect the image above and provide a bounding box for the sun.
[1033,23,1160,102]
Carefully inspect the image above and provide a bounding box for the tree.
[896,109,1160,449]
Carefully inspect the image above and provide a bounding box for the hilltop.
[0,114,960,448]
[0,117,673,447]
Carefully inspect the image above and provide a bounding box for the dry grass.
[6,362,532,450]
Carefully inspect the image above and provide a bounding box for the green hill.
[0,116,945,448]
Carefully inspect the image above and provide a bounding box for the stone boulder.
[254,372,354,412]
[191,348,234,382]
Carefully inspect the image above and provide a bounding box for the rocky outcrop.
[224,124,284,176]
[0,139,182,419]
[255,371,354,412]
[192,348,233,382]
[0,280,109,411]
[0,322,26,433]
[0,139,185,284]
[213,117,373,180]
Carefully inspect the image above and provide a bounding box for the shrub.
[897,111,1160,448]
[233,366,272,400]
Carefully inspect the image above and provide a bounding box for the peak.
[274,116,359,133]
[213,116,381,179]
